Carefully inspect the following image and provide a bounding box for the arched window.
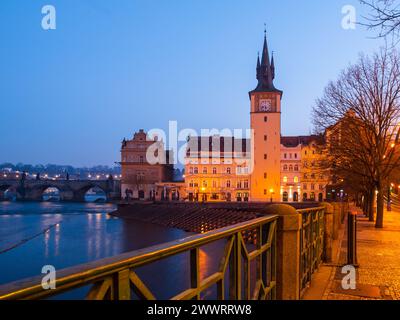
[294,176,299,183]
[283,165,288,171]
[212,167,217,174]
[283,176,288,183]
[203,167,208,174]
[289,165,293,171]
[294,165,299,171]
[226,167,231,174]
[194,167,198,174]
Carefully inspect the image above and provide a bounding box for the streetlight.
[270,188,275,203]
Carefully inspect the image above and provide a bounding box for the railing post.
[331,202,341,240]
[262,204,301,300]
[347,211,358,267]
[321,202,334,263]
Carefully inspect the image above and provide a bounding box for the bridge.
[0,179,121,202]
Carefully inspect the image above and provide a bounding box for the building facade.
[184,136,251,202]
[120,130,173,200]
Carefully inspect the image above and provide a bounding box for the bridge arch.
[42,187,61,202]
[74,184,110,203]
[0,185,16,201]
[27,184,74,202]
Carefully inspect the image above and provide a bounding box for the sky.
[0,0,387,167]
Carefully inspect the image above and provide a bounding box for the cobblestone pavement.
[325,206,400,300]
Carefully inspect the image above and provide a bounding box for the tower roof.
[249,30,282,97]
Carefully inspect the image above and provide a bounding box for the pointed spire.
[249,27,282,96]
[271,51,275,80]
[261,29,271,68]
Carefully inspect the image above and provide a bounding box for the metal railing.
[298,207,325,296]
[0,215,278,300]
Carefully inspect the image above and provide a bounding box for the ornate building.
[120,130,173,200]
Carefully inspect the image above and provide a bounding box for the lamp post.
[201,187,206,203]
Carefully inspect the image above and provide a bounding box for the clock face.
[259,99,272,112]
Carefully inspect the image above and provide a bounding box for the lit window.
[283,176,288,183]
[294,176,299,183]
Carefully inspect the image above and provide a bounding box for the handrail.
[296,206,325,214]
[0,215,278,300]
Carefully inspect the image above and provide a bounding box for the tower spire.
[271,51,275,80]
[249,27,282,95]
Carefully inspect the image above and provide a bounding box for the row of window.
[283,153,298,159]
[282,192,324,202]
[303,173,325,180]
[122,155,145,163]
[188,180,249,189]
[188,167,249,175]
[283,164,299,171]
[303,184,325,191]
[282,176,299,183]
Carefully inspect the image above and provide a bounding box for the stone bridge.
[0,179,121,202]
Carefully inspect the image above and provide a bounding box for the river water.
[0,201,227,299]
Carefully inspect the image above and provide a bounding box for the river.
[0,201,225,299]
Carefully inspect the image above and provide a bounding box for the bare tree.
[361,0,400,41]
[313,48,400,228]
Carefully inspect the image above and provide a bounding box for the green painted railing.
[0,215,278,300]
[298,207,325,296]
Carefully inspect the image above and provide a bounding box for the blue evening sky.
[0,0,386,166]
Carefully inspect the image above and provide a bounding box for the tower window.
[264,135,267,141]
[264,116,268,122]
[264,154,267,160]
[264,173,267,179]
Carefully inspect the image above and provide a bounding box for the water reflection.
[0,202,230,299]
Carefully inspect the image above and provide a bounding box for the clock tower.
[249,31,282,202]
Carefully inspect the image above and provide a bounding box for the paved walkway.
[304,205,400,300]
